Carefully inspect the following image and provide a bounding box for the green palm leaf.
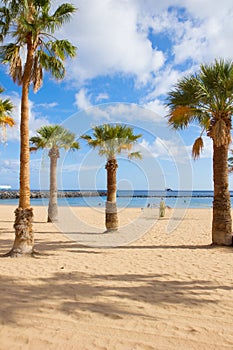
[30,124,80,152]
[82,124,142,160]
[166,59,233,156]
[0,0,77,91]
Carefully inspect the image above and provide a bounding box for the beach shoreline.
[0,205,233,349]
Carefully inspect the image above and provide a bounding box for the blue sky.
[0,0,233,190]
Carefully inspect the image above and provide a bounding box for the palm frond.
[0,6,11,42]
[29,135,47,149]
[192,137,204,160]
[128,151,142,160]
[81,135,92,141]
[0,107,15,144]
[52,3,77,28]
[69,141,80,151]
[0,97,14,114]
[29,146,38,153]
[166,59,233,162]
[0,1,77,91]
[167,105,195,129]
[30,125,79,152]
[0,44,23,85]
[37,50,65,79]
[0,88,14,136]
[82,124,142,160]
[0,87,15,141]
[0,116,15,127]
[48,40,77,60]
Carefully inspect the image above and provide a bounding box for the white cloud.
[179,0,233,18]
[139,136,191,164]
[58,0,165,85]
[79,164,100,172]
[37,102,58,109]
[140,1,233,66]
[142,99,168,119]
[85,102,162,124]
[55,0,233,97]
[74,88,92,111]
[0,159,19,174]
[95,93,109,102]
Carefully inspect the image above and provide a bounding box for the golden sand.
[0,205,233,350]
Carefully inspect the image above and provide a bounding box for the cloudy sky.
[0,0,233,190]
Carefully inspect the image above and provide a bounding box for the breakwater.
[0,190,107,200]
[1,190,231,200]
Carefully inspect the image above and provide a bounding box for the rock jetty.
[0,190,107,200]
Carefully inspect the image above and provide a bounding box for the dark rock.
[0,190,107,200]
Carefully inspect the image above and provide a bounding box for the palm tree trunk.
[105,158,118,231]
[48,148,59,222]
[212,143,232,245]
[9,39,34,257]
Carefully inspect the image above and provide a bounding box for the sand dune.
[0,205,233,350]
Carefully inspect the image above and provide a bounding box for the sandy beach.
[0,205,233,350]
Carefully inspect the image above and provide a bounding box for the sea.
[1,190,233,209]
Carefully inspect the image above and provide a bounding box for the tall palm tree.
[0,86,15,142]
[82,124,142,232]
[0,0,76,256]
[166,59,233,246]
[30,125,80,222]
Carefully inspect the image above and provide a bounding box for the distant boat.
[165,188,172,192]
[0,185,11,190]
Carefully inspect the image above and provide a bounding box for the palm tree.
[82,124,142,232]
[0,86,15,142]
[30,125,80,222]
[166,59,233,246]
[0,0,76,256]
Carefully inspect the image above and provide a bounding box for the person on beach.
[159,198,166,217]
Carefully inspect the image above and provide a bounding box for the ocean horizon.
[1,189,231,195]
[1,189,233,208]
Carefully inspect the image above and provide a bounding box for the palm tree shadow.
[0,239,14,256]
[34,239,97,253]
[0,271,229,325]
[118,244,214,250]
[33,221,48,224]
[0,220,14,223]
[65,231,104,235]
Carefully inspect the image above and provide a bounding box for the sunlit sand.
[0,205,233,349]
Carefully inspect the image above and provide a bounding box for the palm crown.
[0,0,77,91]
[166,59,233,158]
[82,124,142,160]
[30,125,80,151]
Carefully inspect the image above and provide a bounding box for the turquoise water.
[1,190,233,208]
